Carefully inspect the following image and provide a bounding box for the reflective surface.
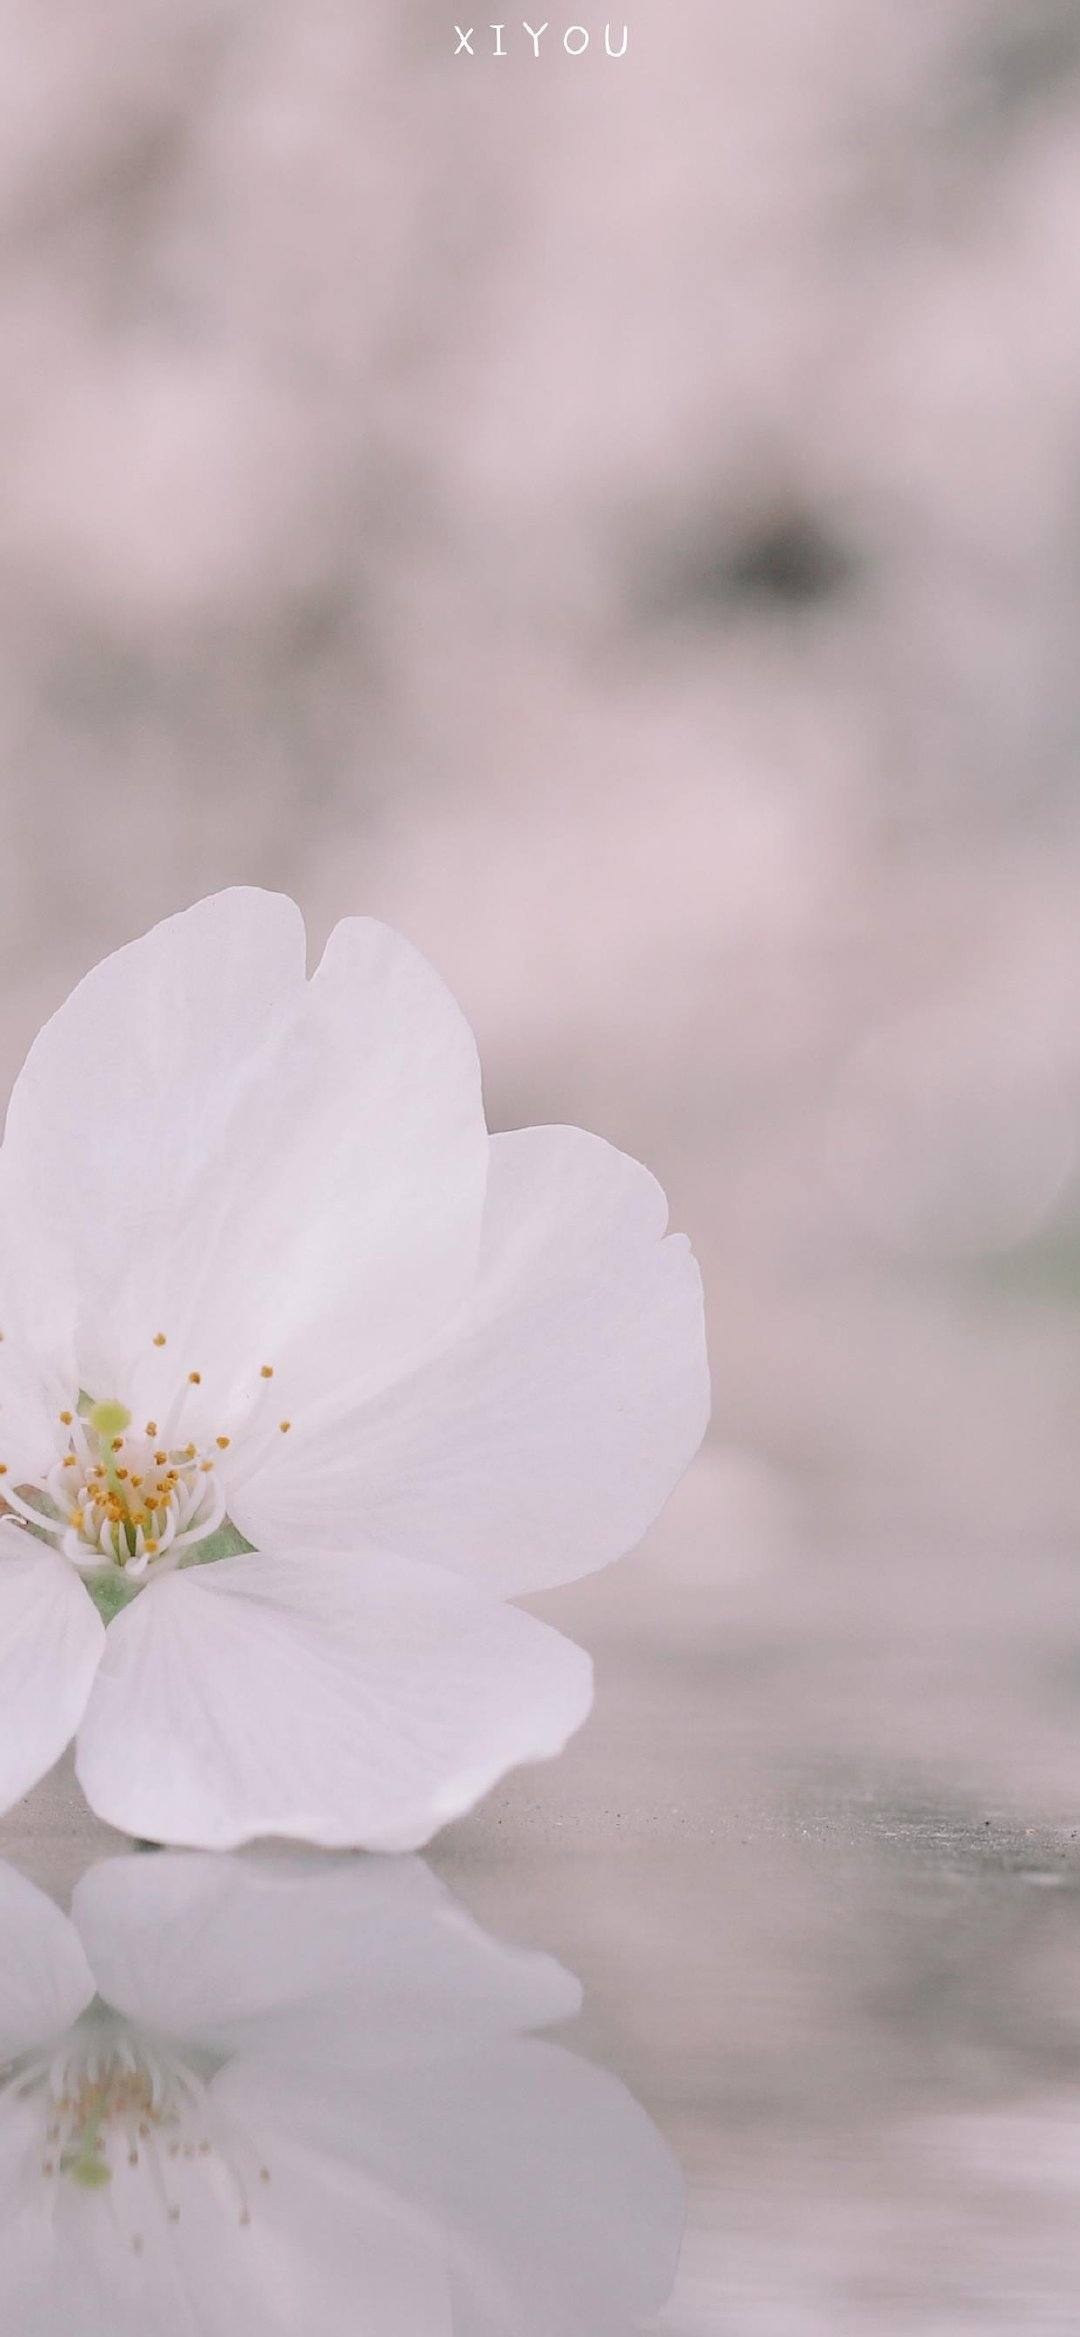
[11,1654,1080,2335]
[0,1833,681,2335]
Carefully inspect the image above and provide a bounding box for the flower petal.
[0,1338,67,1486]
[73,1851,580,2065]
[0,888,306,1392]
[0,1862,95,2059]
[236,1125,709,1595]
[221,2038,684,2337]
[75,1549,592,1850]
[0,895,487,1414]
[0,1528,103,1814]
[208,913,487,1411]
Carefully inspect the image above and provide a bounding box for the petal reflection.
[0,1850,682,2335]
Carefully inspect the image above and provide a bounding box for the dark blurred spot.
[648,511,859,623]
[966,1212,1080,1305]
[957,3,1080,133]
[720,515,857,608]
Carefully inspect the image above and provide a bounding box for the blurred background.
[5,2,1080,2325]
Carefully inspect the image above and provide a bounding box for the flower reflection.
[0,1852,682,2334]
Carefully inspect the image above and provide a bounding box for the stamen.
[2,1484,64,1532]
[14,1358,255,1593]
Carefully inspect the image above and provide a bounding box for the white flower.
[0,889,708,1846]
[0,1850,683,2335]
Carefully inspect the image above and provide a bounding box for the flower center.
[4,2010,270,2246]
[3,1396,226,1583]
[0,1338,294,1608]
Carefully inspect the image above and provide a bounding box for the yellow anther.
[153,1333,167,1347]
[116,1467,129,1481]
[145,1540,159,1555]
[0,1465,8,1478]
[216,1435,230,1449]
[260,1365,274,1379]
[130,1475,143,1488]
[110,1437,124,1453]
[154,1451,167,1466]
[184,1443,196,1460]
[279,1419,291,1434]
[200,1460,214,1474]
[69,1509,84,1530]
[145,1421,158,1437]
[58,1410,73,1426]
[62,1455,77,1469]
[188,1371,202,1385]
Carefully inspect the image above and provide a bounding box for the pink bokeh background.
[4,12,1080,2323]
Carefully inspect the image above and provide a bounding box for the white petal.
[0,1528,103,1814]
[197,913,487,1411]
[0,1339,66,1485]
[221,2038,684,2337]
[237,1125,709,1596]
[74,1851,580,2067]
[75,1549,592,1850]
[0,896,487,1413]
[0,888,306,1392]
[100,2114,452,2337]
[0,1862,95,2059]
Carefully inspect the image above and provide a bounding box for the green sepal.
[82,1519,255,1625]
[180,1520,255,1567]
[85,1570,141,1625]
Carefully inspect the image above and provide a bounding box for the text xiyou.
[454,22,630,56]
